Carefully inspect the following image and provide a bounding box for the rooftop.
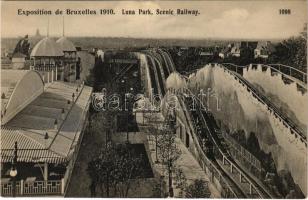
[1,70,44,124]
[30,37,63,57]
[56,37,76,52]
[12,52,26,58]
[1,81,92,164]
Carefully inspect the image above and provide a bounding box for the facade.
[30,36,79,83]
[222,41,258,58]
[56,37,78,82]
[240,41,258,59]
[11,53,26,69]
[0,70,92,196]
[254,41,275,59]
[219,46,232,58]
[230,43,241,57]
[30,37,63,83]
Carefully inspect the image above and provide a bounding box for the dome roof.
[56,37,76,52]
[30,37,63,57]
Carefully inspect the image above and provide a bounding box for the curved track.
[143,50,278,198]
[221,63,306,147]
[181,88,274,198]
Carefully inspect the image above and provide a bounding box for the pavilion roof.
[1,81,92,164]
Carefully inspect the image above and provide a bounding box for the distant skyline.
[2,1,307,39]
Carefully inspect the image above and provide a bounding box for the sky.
[1,1,307,39]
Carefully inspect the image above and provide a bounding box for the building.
[0,69,92,196]
[230,43,241,57]
[56,37,78,82]
[240,41,258,59]
[30,35,80,83]
[1,57,12,69]
[11,53,26,69]
[254,41,275,59]
[227,41,258,58]
[219,45,232,59]
[30,37,64,83]
[199,51,214,56]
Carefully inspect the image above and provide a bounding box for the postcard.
[1,0,307,198]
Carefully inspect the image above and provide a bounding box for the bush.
[185,179,211,198]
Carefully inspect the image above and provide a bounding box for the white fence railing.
[1,179,63,196]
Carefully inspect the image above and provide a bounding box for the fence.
[221,63,307,148]
[63,87,91,195]
[221,131,262,178]
[266,64,307,84]
[180,88,271,198]
[1,179,63,196]
[222,63,307,84]
[175,92,239,198]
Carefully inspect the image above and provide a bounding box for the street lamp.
[125,92,130,143]
[44,132,49,147]
[10,141,18,197]
[129,87,136,127]
[125,87,135,143]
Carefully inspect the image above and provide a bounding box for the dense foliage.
[87,142,144,197]
[185,179,211,198]
[269,24,307,71]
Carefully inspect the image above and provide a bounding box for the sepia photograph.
[1,0,307,198]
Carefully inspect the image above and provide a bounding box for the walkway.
[146,135,221,198]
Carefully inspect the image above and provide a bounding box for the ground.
[65,108,222,198]
[65,123,104,197]
[65,118,158,197]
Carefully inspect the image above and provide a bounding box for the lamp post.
[168,108,176,198]
[10,141,18,197]
[44,132,49,148]
[120,79,129,143]
[126,87,135,143]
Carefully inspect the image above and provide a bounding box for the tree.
[157,109,181,197]
[269,23,307,71]
[88,110,115,147]
[87,143,144,197]
[174,168,187,197]
[87,142,115,197]
[146,112,163,163]
[111,144,144,197]
[185,179,211,198]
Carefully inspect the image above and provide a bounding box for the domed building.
[56,36,79,82]
[30,37,63,82]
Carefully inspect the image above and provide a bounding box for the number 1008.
[279,9,291,15]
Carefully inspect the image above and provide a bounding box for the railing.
[1,181,21,196]
[31,64,56,72]
[181,88,272,198]
[221,131,262,178]
[222,63,307,87]
[221,63,307,147]
[172,90,239,198]
[1,180,63,196]
[63,92,91,196]
[267,64,307,84]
